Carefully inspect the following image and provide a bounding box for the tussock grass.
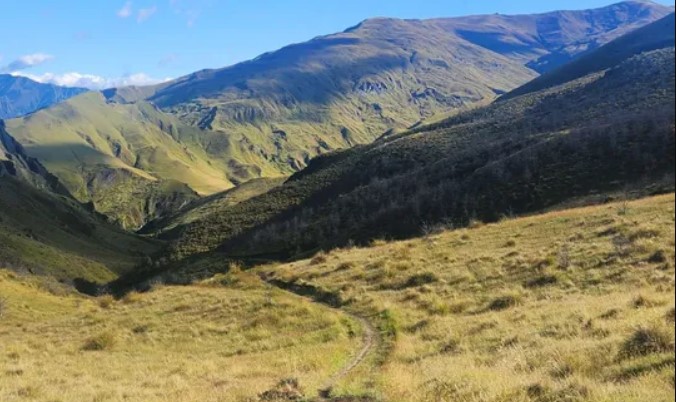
[259,194,676,401]
[0,270,357,401]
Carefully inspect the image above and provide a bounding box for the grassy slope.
[0,177,161,283]
[0,269,359,401]
[5,92,243,228]
[160,46,675,260]
[259,194,676,401]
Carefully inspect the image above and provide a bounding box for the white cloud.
[169,0,211,27]
[117,1,133,18]
[1,53,54,73]
[137,6,158,23]
[13,72,172,90]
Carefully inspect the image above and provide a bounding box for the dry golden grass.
[0,270,359,401]
[260,194,676,402]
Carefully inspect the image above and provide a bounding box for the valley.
[0,1,675,401]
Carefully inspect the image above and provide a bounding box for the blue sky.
[1,0,674,89]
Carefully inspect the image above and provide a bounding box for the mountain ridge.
[0,74,87,119]
[5,1,672,228]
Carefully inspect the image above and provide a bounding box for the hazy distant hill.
[0,74,87,119]
[504,12,676,99]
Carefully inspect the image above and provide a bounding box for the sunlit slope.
[161,47,675,260]
[5,92,243,227]
[260,194,676,401]
[0,269,359,401]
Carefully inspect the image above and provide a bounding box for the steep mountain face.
[6,1,671,228]
[0,74,87,119]
[154,34,675,260]
[0,123,160,282]
[5,93,220,229]
[0,120,64,192]
[504,12,676,99]
[148,0,671,139]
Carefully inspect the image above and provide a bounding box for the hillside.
[0,74,87,119]
[0,269,361,401]
[153,43,675,260]
[5,92,239,228]
[258,194,676,401]
[504,12,676,99]
[6,1,670,227]
[0,177,162,283]
[1,122,161,282]
[7,194,671,401]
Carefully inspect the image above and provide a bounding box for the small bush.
[0,296,6,318]
[402,273,439,289]
[310,252,328,266]
[259,378,304,401]
[619,325,674,359]
[632,295,661,309]
[503,240,517,248]
[648,250,668,264]
[122,292,142,304]
[525,274,559,288]
[82,331,117,351]
[98,295,115,309]
[599,308,621,320]
[488,295,521,311]
[558,245,571,269]
[667,307,675,323]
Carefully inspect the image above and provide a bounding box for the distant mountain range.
[4,1,674,230]
[0,74,87,119]
[141,12,675,265]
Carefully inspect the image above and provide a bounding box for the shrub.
[488,294,521,311]
[525,274,559,288]
[619,325,674,359]
[259,378,304,401]
[632,295,661,309]
[310,252,328,266]
[648,250,668,264]
[82,331,117,351]
[0,296,6,318]
[122,292,142,304]
[558,245,571,269]
[402,273,439,289]
[98,295,115,309]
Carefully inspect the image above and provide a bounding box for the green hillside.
[157,45,675,262]
[5,92,244,228]
[6,2,670,228]
[0,177,163,283]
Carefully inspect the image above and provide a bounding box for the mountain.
[151,42,675,261]
[5,1,671,228]
[504,12,676,99]
[5,93,223,229]
[0,122,161,282]
[0,74,87,119]
[1,120,63,191]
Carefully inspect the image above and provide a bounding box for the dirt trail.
[319,314,377,397]
[259,275,379,399]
